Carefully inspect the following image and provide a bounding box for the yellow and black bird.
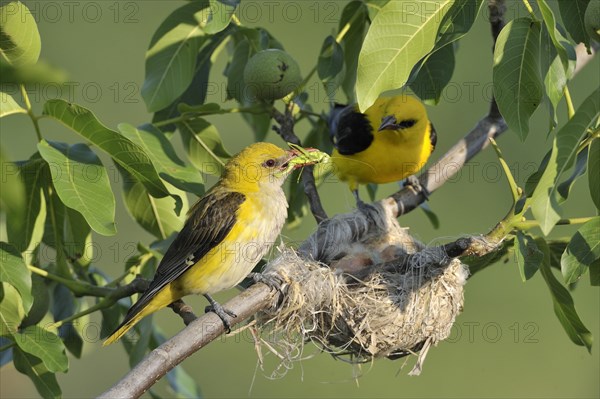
[104,142,323,345]
[329,95,436,206]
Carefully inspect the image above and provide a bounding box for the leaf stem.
[20,85,43,142]
[523,0,537,20]
[513,217,595,230]
[28,265,111,297]
[564,85,575,119]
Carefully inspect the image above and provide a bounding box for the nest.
[254,202,468,376]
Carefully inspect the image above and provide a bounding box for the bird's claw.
[251,272,285,296]
[204,295,236,333]
[403,175,430,199]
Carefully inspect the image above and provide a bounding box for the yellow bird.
[104,142,323,345]
[329,95,436,206]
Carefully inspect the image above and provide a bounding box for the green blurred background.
[1,1,599,397]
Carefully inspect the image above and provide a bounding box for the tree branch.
[272,105,329,223]
[98,283,277,399]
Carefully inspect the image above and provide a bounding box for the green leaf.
[20,276,49,329]
[286,170,308,229]
[557,0,591,48]
[1,283,25,337]
[589,138,600,211]
[142,1,212,112]
[557,147,588,202]
[339,1,369,103]
[177,118,231,176]
[51,284,83,358]
[6,154,47,258]
[128,317,153,368]
[318,35,345,102]
[0,149,25,225]
[419,202,440,229]
[205,0,237,34]
[561,217,600,284]
[13,325,69,372]
[0,242,32,312]
[493,18,543,140]
[63,207,93,267]
[120,165,189,240]
[364,0,390,20]
[42,99,173,200]
[538,0,576,73]
[356,0,454,111]
[12,347,61,399]
[118,123,203,194]
[434,0,483,49]
[0,1,40,66]
[514,232,543,281]
[0,59,67,85]
[590,258,599,286]
[153,30,232,133]
[537,238,593,352]
[0,91,25,118]
[37,140,117,236]
[539,28,567,128]
[409,44,455,105]
[531,88,600,234]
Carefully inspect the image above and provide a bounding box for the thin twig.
[272,105,329,223]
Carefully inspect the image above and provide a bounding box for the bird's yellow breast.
[174,185,287,296]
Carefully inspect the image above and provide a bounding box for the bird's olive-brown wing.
[117,190,246,326]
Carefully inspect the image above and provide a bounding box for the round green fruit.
[243,49,302,101]
[585,0,600,42]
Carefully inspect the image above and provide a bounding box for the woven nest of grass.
[254,201,468,375]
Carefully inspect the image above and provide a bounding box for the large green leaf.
[538,0,576,74]
[557,0,591,48]
[0,283,24,337]
[119,166,189,240]
[37,140,117,236]
[13,325,68,372]
[118,123,203,194]
[409,44,455,105]
[531,88,600,234]
[539,28,567,128]
[561,217,600,284]
[0,91,25,118]
[537,238,593,352]
[0,59,67,85]
[364,0,391,20]
[6,154,47,258]
[356,0,454,111]
[318,35,345,102]
[0,150,25,243]
[51,284,83,358]
[493,18,543,140]
[142,1,212,112]
[434,0,483,49]
[177,118,231,176]
[339,1,369,103]
[43,99,173,200]
[12,347,61,399]
[0,242,32,312]
[0,1,40,66]
[557,147,588,202]
[514,232,543,281]
[152,29,231,132]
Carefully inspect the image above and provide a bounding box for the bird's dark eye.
[397,119,417,129]
[265,159,276,168]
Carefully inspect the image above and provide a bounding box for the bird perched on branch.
[104,142,325,345]
[329,95,436,207]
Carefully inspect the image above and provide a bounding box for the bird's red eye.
[265,159,276,168]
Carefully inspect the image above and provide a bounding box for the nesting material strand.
[256,203,468,375]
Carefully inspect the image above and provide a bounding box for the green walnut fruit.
[243,49,302,101]
[585,0,600,42]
